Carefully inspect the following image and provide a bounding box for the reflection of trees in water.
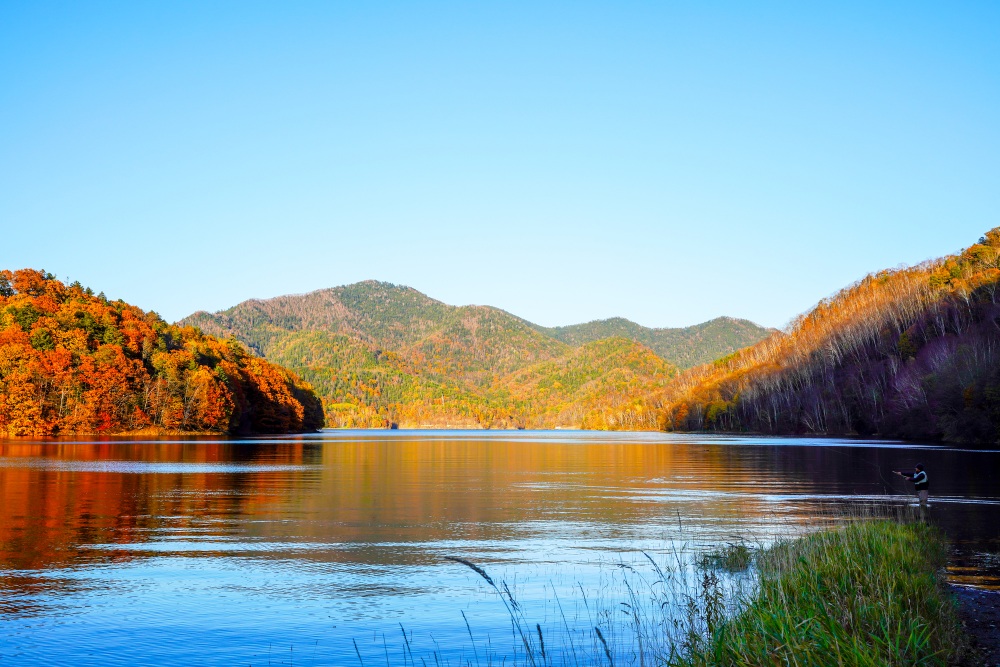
[1,436,997,602]
[0,572,92,617]
[0,440,316,573]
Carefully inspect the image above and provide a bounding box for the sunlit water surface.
[1,431,997,666]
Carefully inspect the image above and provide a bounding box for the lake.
[1,431,998,666]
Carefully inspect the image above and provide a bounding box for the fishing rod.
[814,442,911,498]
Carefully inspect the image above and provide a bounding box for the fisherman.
[895,463,929,506]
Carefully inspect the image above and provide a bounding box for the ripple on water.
[0,432,997,666]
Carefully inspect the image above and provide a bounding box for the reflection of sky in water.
[0,431,997,666]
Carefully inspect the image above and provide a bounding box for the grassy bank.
[389,517,969,666]
[678,520,965,667]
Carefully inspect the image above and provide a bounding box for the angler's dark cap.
[915,463,925,470]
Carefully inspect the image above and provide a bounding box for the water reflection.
[0,431,997,665]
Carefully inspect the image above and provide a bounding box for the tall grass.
[335,504,968,666]
[444,543,751,666]
[676,520,965,667]
[436,516,968,666]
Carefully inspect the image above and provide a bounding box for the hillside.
[183,281,569,382]
[182,282,760,428]
[618,228,1000,445]
[538,316,773,368]
[0,269,324,436]
[500,337,677,429]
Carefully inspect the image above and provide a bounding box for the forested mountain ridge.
[612,228,1000,445]
[182,281,450,356]
[0,269,324,436]
[537,316,774,368]
[183,281,569,381]
[184,281,767,372]
[181,281,756,428]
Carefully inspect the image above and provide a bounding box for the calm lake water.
[1,431,998,666]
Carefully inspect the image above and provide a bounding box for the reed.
[444,541,748,666]
[372,508,969,666]
[676,520,967,667]
[696,541,754,573]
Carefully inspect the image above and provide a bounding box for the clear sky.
[2,2,998,329]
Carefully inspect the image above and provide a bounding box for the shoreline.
[678,521,973,666]
[0,427,323,439]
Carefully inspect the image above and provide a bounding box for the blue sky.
[2,2,998,329]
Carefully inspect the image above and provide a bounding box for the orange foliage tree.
[0,269,324,437]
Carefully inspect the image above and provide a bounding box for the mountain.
[182,281,764,429]
[183,281,571,386]
[625,228,1000,445]
[0,269,324,437]
[537,316,774,369]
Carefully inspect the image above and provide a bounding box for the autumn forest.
[180,282,768,430]
[5,228,1000,444]
[0,269,323,437]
